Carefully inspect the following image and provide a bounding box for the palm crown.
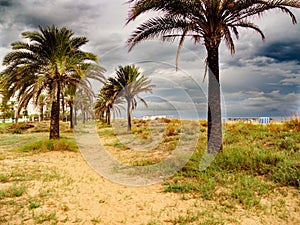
[127,0,299,55]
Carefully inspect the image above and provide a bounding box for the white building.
[142,115,167,120]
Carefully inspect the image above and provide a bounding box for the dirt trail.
[22,151,202,225]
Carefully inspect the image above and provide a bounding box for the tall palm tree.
[126,0,300,153]
[109,65,153,130]
[0,25,105,139]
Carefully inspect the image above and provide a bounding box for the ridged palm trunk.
[40,106,44,121]
[69,102,74,129]
[50,81,60,139]
[39,107,44,121]
[206,46,222,153]
[106,109,111,125]
[83,112,86,124]
[127,99,132,131]
[74,105,77,126]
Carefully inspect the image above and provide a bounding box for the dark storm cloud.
[256,39,300,63]
[218,13,300,117]
[224,90,299,117]
[0,0,106,31]
[0,0,13,7]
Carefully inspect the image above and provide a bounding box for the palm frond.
[127,16,189,51]
[127,0,300,57]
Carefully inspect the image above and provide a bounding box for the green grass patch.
[159,121,300,212]
[231,174,271,209]
[34,212,57,224]
[0,122,13,127]
[0,184,26,199]
[15,139,78,153]
[0,133,49,151]
[0,173,9,182]
[28,197,42,210]
[170,210,225,225]
[164,180,198,193]
[98,128,115,137]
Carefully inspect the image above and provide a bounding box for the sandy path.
[22,151,201,225]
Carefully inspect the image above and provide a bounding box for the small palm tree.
[74,87,94,124]
[37,94,47,121]
[126,0,300,152]
[64,85,76,128]
[95,84,115,125]
[95,83,124,125]
[110,65,153,130]
[0,25,105,139]
[94,97,107,121]
[0,101,10,123]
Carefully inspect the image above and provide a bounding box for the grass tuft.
[0,184,26,199]
[15,139,78,153]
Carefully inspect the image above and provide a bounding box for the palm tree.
[94,97,106,121]
[126,0,300,153]
[64,86,76,128]
[95,83,124,125]
[109,65,153,130]
[0,25,105,139]
[37,94,47,121]
[0,101,10,123]
[74,87,94,124]
[95,85,114,125]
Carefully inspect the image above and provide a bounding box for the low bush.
[16,139,78,153]
[283,117,300,132]
[7,122,34,134]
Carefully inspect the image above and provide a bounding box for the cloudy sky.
[0,0,299,119]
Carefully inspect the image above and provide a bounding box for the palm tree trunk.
[69,102,74,129]
[40,106,44,121]
[74,105,77,126]
[50,82,60,139]
[106,109,111,125]
[127,99,132,131]
[83,111,86,124]
[61,96,65,121]
[207,46,222,153]
[15,112,19,123]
